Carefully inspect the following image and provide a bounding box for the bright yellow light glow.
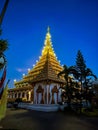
[23,74,25,76]
[14,79,16,82]
[28,68,30,72]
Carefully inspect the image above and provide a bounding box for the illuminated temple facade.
[8,28,65,104]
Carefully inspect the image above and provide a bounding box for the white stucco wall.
[33,82,62,104]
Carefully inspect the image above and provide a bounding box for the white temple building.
[8,27,66,111]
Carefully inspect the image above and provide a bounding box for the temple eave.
[29,78,65,84]
[8,85,33,92]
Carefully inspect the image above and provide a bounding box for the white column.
[16,93,18,98]
[7,94,9,98]
[10,94,12,98]
[50,85,52,104]
[13,93,15,98]
[47,84,49,104]
[28,91,31,101]
[12,93,13,98]
[44,87,47,104]
[35,87,37,104]
[59,87,62,102]
[36,93,37,104]
[24,92,27,99]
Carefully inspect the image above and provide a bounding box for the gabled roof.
[15,27,65,87]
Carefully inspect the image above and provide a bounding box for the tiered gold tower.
[15,27,64,86]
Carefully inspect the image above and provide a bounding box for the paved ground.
[0,108,98,130]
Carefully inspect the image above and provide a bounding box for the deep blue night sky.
[0,0,98,88]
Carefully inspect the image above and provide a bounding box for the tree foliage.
[76,50,86,72]
[0,29,8,70]
[58,49,97,112]
[58,65,78,107]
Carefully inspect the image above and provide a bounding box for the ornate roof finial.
[41,27,56,57]
[47,26,50,33]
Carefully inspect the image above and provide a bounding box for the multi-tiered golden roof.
[14,27,65,88]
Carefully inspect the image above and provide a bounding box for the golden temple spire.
[47,26,50,33]
[44,26,51,46]
[42,26,56,57]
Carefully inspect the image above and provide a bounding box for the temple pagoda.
[8,27,65,104]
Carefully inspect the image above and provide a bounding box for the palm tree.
[0,30,8,70]
[0,0,9,70]
[84,68,97,85]
[58,65,78,108]
[58,65,78,86]
[82,68,97,107]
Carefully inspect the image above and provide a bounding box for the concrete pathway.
[0,108,98,130]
